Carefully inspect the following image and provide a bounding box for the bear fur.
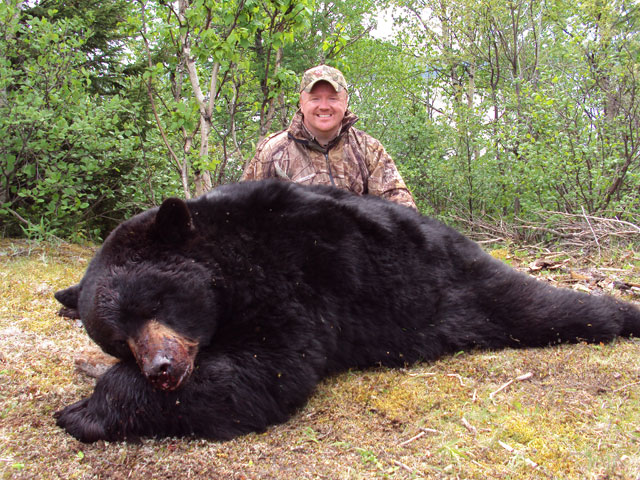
[54,179,640,442]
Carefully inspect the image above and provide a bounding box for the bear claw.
[55,399,108,443]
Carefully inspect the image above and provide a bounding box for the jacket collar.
[287,109,359,151]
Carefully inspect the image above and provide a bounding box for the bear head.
[55,198,222,391]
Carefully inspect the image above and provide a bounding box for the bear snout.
[144,353,184,391]
[127,320,199,391]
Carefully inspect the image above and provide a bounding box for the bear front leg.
[56,350,323,442]
[55,361,179,442]
[174,350,323,440]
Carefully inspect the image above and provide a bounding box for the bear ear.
[153,197,194,244]
[55,284,81,319]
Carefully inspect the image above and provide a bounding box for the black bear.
[54,180,640,442]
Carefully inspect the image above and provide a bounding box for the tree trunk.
[180,0,217,196]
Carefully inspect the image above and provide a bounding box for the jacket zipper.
[324,151,336,187]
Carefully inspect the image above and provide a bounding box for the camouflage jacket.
[241,110,417,209]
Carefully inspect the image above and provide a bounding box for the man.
[241,65,417,209]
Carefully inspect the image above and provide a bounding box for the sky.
[371,8,397,40]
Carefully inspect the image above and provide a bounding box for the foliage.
[134,0,316,197]
[0,1,180,241]
[390,0,640,223]
[2,0,639,240]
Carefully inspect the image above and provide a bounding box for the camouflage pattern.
[299,65,348,93]
[241,110,417,210]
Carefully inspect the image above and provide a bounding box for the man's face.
[299,81,348,140]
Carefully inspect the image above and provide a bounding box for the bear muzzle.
[128,320,199,391]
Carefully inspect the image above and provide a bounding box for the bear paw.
[55,398,107,443]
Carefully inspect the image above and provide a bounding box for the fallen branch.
[420,427,441,434]
[461,417,477,435]
[392,459,414,473]
[454,210,640,251]
[611,381,640,393]
[447,373,466,386]
[490,372,533,400]
[398,431,425,447]
[582,206,601,258]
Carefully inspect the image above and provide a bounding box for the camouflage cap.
[299,65,348,93]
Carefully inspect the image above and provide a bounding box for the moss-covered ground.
[1,239,639,479]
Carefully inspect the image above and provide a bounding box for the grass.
[1,238,639,479]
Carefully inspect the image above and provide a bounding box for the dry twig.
[461,417,477,435]
[455,210,640,251]
[611,381,640,393]
[398,431,425,447]
[582,206,601,258]
[490,372,533,401]
[392,459,414,473]
[447,373,466,386]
